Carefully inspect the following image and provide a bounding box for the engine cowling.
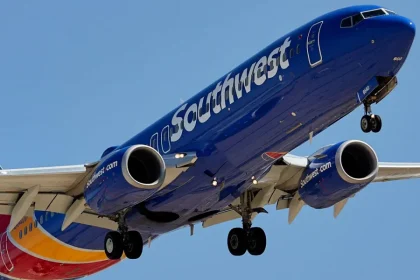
[84,145,166,215]
[298,140,378,209]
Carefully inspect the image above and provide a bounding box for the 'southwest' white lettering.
[170,37,292,142]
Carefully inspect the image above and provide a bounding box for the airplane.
[0,4,417,280]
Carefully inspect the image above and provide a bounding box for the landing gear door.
[307,21,323,67]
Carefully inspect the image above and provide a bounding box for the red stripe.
[0,215,118,280]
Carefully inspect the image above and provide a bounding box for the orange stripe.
[10,217,109,263]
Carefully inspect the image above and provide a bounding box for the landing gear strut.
[227,192,267,256]
[361,103,382,133]
[104,214,143,260]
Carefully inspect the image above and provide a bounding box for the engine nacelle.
[298,140,378,209]
[84,145,166,215]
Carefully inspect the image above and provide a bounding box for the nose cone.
[408,19,416,36]
[399,16,416,38]
[385,15,415,42]
[366,15,415,56]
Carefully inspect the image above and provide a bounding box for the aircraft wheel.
[371,115,382,133]
[123,231,144,259]
[227,228,247,256]
[361,115,372,133]
[247,227,266,256]
[104,231,124,260]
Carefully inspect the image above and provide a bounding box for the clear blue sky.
[0,1,419,279]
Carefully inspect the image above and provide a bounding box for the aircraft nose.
[398,16,416,38]
[383,15,415,41]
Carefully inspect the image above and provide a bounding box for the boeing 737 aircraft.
[0,4,417,279]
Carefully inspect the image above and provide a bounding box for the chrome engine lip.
[121,144,166,189]
[335,140,379,184]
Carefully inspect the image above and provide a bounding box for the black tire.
[361,115,371,133]
[104,231,124,260]
[123,231,144,259]
[371,115,382,133]
[247,227,266,256]
[227,228,247,256]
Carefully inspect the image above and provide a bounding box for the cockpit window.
[362,9,387,19]
[340,13,364,28]
[340,8,394,29]
[341,17,352,28]
[352,14,364,26]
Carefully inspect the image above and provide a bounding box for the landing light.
[175,153,186,159]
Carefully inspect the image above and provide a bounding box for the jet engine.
[84,145,166,215]
[298,140,378,209]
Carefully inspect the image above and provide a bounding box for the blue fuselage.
[40,5,417,250]
[119,5,415,234]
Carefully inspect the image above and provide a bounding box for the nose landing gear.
[361,103,382,133]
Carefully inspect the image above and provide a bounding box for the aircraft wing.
[0,151,197,231]
[202,155,420,228]
[373,162,420,182]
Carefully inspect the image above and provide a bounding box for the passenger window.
[51,212,54,218]
[19,231,22,239]
[45,213,48,222]
[341,17,352,28]
[29,223,33,232]
[40,215,43,225]
[34,220,38,228]
[296,44,300,55]
[24,226,27,235]
[289,48,294,58]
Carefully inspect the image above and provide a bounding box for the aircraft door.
[161,125,171,154]
[150,133,159,152]
[307,21,323,67]
[1,233,14,272]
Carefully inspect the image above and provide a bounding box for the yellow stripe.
[10,217,109,263]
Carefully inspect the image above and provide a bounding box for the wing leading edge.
[0,151,198,231]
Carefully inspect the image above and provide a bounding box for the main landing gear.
[104,215,144,260]
[360,103,382,133]
[227,192,267,256]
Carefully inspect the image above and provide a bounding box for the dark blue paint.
[298,141,373,208]
[84,146,158,215]
[34,211,109,250]
[47,5,416,249]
